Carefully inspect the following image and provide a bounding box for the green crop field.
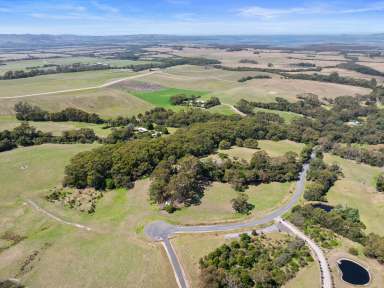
[132,88,207,109]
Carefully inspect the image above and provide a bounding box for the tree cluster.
[304,153,342,201]
[337,62,384,77]
[282,71,375,88]
[149,155,206,207]
[238,75,271,83]
[199,233,313,288]
[0,123,99,153]
[1,62,111,80]
[289,204,366,244]
[63,113,309,191]
[15,102,104,124]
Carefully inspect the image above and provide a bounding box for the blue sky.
[0,0,383,35]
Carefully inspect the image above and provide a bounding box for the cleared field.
[210,77,371,104]
[168,181,294,225]
[258,140,305,157]
[254,107,302,122]
[0,70,138,98]
[132,87,207,109]
[283,262,320,288]
[0,144,99,203]
[171,233,229,287]
[0,115,112,137]
[139,66,370,106]
[0,87,153,117]
[150,47,347,69]
[208,104,237,115]
[324,154,384,235]
[214,140,304,163]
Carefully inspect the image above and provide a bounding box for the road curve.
[145,154,314,288]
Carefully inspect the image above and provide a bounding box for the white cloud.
[238,6,314,18]
[91,1,119,14]
[238,2,384,18]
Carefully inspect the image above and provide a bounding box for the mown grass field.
[283,262,320,288]
[254,107,302,122]
[217,140,305,163]
[0,70,137,98]
[0,86,153,117]
[324,154,384,235]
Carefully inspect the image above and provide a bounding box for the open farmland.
[1,36,384,288]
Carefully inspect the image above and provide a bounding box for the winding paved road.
[145,154,317,288]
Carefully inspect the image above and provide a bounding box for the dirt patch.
[16,243,51,277]
[0,232,26,254]
[112,80,164,92]
[0,279,25,288]
[46,188,103,214]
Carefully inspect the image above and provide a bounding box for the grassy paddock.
[324,154,384,235]
[0,87,153,117]
[0,144,99,203]
[0,70,138,98]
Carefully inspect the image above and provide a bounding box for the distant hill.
[0,34,383,49]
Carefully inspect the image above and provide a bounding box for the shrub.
[219,140,231,150]
[349,247,359,256]
[231,193,254,214]
[243,138,259,149]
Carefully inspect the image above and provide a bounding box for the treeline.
[129,57,221,72]
[15,102,104,124]
[200,233,313,288]
[235,94,384,145]
[238,75,271,82]
[0,63,111,80]
[214,64,322,74]
[0,123,98,152]
[281,71,376,88]
[1,57,220,80]
[331,144,384,167]
[304,153,342,201]
[291,62,316,68]
[337,62,384,77]
[106,107,239,129]
[63,113,317,191]
[289,204,384,263]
